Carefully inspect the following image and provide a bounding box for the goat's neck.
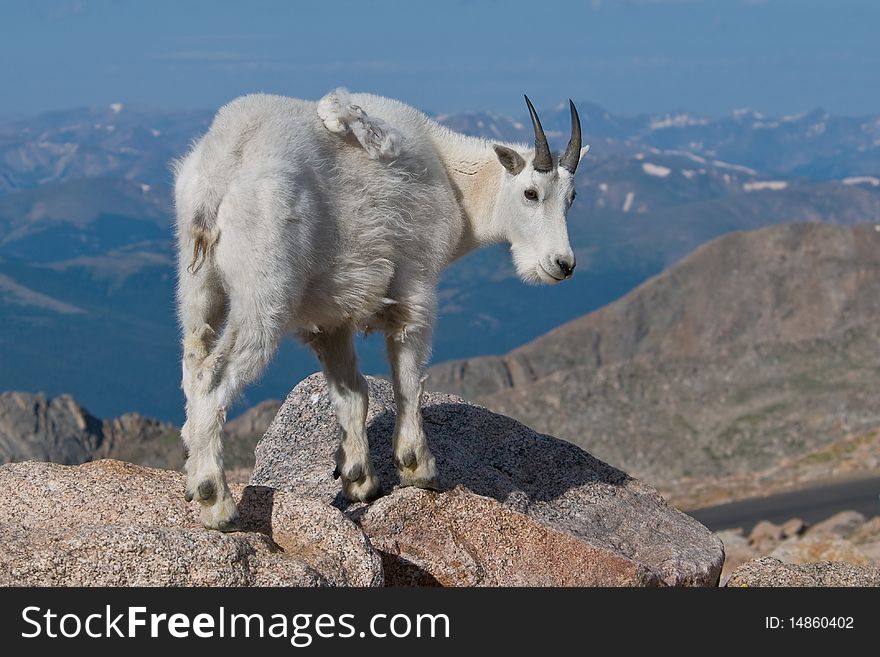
[427,124,510,260]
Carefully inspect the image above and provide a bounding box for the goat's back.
[174,92,463,332]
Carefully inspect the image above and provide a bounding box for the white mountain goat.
[174,89,589,529]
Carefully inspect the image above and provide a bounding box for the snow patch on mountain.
[743,180,788,192]
[642,162,672,178]
[842,176,880,187]
[649,114,709,131]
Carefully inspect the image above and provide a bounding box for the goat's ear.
[493,145,525,175]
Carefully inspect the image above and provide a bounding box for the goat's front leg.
[385,317,439,490]
[310,326,379,502]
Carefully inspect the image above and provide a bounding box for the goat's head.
[492,95,589,284]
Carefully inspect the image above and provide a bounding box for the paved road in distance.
[687,476,880,533]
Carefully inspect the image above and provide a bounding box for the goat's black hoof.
[197,480,216,501]
[393,450,417,470]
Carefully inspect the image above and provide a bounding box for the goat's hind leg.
[178,268,238,529]
[184,303,286,530]
[181,389,237,530]
[309,326,379,502]
[385,299,439,490]
[179,266,225,407]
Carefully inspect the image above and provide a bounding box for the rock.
[360,487,663,586]
[251,374,724,587]
[0,391,105,464]
[99,412,183,469]
[770,535,872,566]
[806,510,867,538]
[0,391,181,468]
[781,517,806,538]
[847,517,880,564]
[849,516,880,544]
[0,460,382,586]
[856,542,880,566]
[726,557,880,587]
[716,530,759,584]
[748,520,785,551]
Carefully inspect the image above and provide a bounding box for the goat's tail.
[176,153,224,276]
[317,88,403,160]
[186,205,220,275]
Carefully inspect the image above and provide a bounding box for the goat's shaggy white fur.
[174,89,588,529]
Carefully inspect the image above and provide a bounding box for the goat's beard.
[510,244,545,286]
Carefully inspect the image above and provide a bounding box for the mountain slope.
[428,223,880,489]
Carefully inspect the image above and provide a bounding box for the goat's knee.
[182,323,219,397]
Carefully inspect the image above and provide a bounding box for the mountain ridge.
[0,390,280,470]
[428,223,880,492]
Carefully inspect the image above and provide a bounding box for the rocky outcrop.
[250,374,724,587]
[0,391,280,471]
[769,535,873,566]
[0,460,382,586]
[716,511,880,584]
[726,557,880,587]
[807,511,867,538]
[0,391,109,464]
[0,391,179,467]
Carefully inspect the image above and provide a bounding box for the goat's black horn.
[559,99,583,174]
[524,95,553,173]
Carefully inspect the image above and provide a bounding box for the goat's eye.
[570,190,577,203]
[524,189,539,201]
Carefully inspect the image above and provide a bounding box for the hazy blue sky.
[2,0,878,118]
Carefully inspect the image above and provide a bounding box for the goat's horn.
[559,99,582,174]
[524,95,553,173]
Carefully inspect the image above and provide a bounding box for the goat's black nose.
[556,257,576,278]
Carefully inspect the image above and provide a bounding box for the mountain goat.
[174,89,589,529]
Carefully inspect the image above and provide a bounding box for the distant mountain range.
[0,99,878,422]
[0,389,279,471]
[429,223,880,499]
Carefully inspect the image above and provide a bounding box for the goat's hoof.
[334,460,365,483]
[393,450,417,470]
[184,477,218,504]
[215,518,241,533]
[199,495,240,531]
[397,455,440,492]
[342,463,364,483]
[197,480,216,501]
[341,473,380,503]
